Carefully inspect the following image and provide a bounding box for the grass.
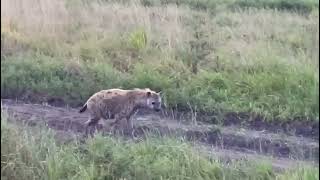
[1,114,319,180]
[141,0,319,14]
[1,0,319,124]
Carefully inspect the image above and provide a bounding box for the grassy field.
[1,114,319,180]
[1,0,319,124]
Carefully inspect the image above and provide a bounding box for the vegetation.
[1,114,319,180]
[1,1,318,178]
[140,0,319,14]
[1,0,319,124]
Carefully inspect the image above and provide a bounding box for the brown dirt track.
[1,99,319,172]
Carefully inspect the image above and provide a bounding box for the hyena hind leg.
[84,117,100,137]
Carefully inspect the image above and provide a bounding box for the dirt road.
[1,99,318,171]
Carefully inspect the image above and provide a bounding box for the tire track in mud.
[1,99,318,171]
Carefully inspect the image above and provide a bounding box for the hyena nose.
[154,106,161,111]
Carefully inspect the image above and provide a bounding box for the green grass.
[1,114,319,180]
[141,0,319,14]
[1,0,319,123]
[2,52,318,121]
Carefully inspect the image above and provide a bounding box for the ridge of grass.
[1,113,319,180]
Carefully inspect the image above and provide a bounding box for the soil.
[158,110,319,139]
[11,94,319,139]
[1,99,319,172]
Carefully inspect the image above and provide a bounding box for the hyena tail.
[79,103,87,113]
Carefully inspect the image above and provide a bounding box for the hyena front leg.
[113,116,134,136]
[125,117,136,137]
[126,117,134,131]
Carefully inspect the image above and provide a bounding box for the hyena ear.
[146,91,151,97]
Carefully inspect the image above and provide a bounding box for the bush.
[129,28,148,50]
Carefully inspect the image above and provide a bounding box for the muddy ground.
[1,99,319,172]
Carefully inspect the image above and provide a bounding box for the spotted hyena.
[79,88,162,135]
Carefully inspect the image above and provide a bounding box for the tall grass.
[1,114,319,180]
[1,0,319,123]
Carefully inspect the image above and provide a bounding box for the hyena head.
[137,88,162,112]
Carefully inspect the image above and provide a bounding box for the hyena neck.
[131,100,143,110]
[128,91,145,109]
[125,96,140,111]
